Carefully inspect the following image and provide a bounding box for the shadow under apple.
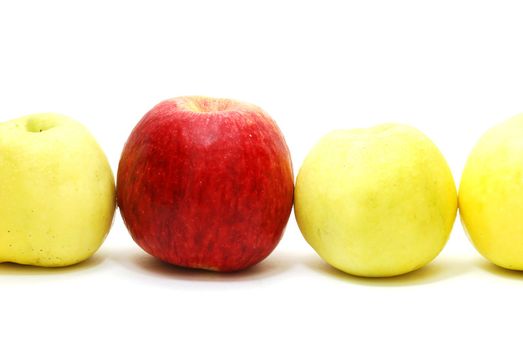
[111,248,298,282]
[302,253,477,286]
[477,259,523,280]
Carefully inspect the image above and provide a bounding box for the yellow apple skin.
[295,124,457,277]
[0,113,115,267]
[459,114,523,270]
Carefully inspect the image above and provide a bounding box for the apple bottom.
[124,193,292,272]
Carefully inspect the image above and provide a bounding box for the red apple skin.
[117,96,294,272]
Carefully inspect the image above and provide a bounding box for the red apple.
[117,96,294,272]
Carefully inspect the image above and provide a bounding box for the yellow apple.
[295,124,457,277]
[0,113,115,267]
[459,114,523,270]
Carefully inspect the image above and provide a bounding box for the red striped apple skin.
[117,96,294,272]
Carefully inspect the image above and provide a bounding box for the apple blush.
[117,96,294,272]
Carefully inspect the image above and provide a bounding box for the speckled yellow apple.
[459,114,523,270]
[0,113,115,267]
[295,124,457,277]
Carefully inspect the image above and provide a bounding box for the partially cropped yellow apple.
[295,124,457,277]
[459,114,523,270]
[0,113,115,267]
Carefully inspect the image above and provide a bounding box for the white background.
[1,1,522,349]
